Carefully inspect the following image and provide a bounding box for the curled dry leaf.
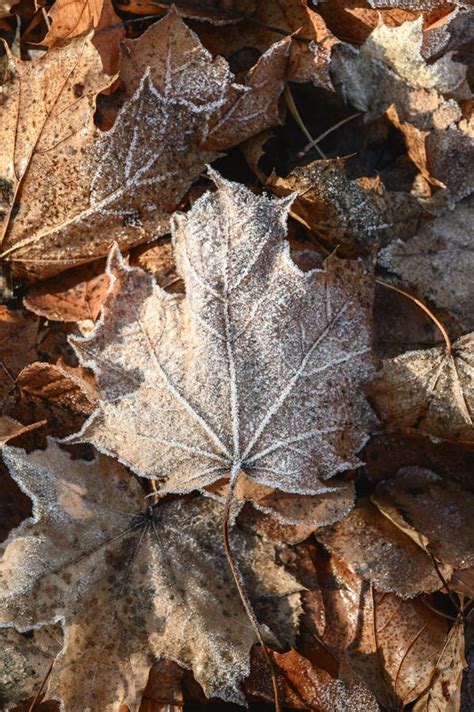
[373,467,474,570]
[0,624,61,707]
[43,0,124,75]
[0,12,288,281]
[368,333,474,442]
[316,500,449,597]
[68,171,375,502]
[378,197,474,332]
[0,440,302,710]
[268,158,426,256]
[245,647,379,711]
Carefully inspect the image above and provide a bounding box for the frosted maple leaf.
[69,171,375,497]
[0,441,301,710]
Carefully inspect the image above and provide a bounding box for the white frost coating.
[0,441,302,710]
[69,171,375,497]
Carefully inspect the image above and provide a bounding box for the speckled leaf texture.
[69,171,375,499]
[0,441,302,711]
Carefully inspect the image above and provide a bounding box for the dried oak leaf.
[378,197,474,333]
[43,0,124,75]
[69,171,375,500]
[316,500,449,597]
[0,13,288,281]
[373,467,474,570]
[0,624,61,707]
[301,547,453,709]
[268,158,426,256]
[0,440,302,710]
[367,333,474,441]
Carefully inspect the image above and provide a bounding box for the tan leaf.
[316,500,450,596]
[68,171,375,499]
[0,440,302,709]
[0,306,39,400]
[43,0,124,75]
[378,197,474,332]
[368,333,474,441]
[373,467,474,570]
[24,261,110,322]
[413,621,465,712]
[1,13,288,280]
[17,361,99,416]
[268,158,426,256]
[245,647,379,711]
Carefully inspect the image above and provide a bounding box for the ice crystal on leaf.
[69,171,375,501]
[0,441,301,710]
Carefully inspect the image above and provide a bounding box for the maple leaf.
[0,12,289,281]
[378,197,474,333]
[67,171,375,500]
[0,440,301,710]
[368,333,474,441]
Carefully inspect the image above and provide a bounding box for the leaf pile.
[0,1,472,711]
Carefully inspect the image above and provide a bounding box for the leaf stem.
[375,278,452,355]
[222,471,281,712]
[284,85,326,160]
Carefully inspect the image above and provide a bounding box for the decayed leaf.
[0,307,39,400]
[316,500,449,597]
[413,621,465,712]
[301,547,452,709]
[368,333,474,441]
[373,467,474,570]
[0,625,61,707]
[1,13,288,281]
[69,172,375,500]
[379,197,474,332]
[43,0,124,75]
[0,440,302,710]
[268,158,425,256]
[24,261,109,323]
[245,647,379,711]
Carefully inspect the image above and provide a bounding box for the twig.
[375,279,452,355]
[222,471,281,712]
[28,658,54,712]
[284,85,326,160]
[299,112,361,157]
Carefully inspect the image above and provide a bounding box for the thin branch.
[376,279,452,355]
[299,112,362,157]
[222,471,281,712]
[284,85,326,160]
[28,658,54,712]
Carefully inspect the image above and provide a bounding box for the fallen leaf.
[115,0,255,23]
[378,197,474,332]
[1,12,289,280]
[43,0,124,75]
[367,333,474,442]
[268,158,426,256]
[68,171,375,501]
[0,440,302,709]
[245,647,379,711]
[0,307,39,400]
[316,500,449,597]
[373,467,474,570]
[0,416,46,444]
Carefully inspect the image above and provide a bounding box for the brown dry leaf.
[378,197,474,332]
[0,306,39,400]
[0,624,61,707]
[316,500,449,597]
[68,171,375,501]
[368,333,474,442]
[0,440,302,710]
[24,261,109,322]
[413,620,466,712]
[302,548,452,709]
[373,467,474,570]
[115,0,255,23]
[17,361,99,417]
[0,12,288,281]
[245,647,379,711]
[138,660,184,712]
[268,158,426,256]
[43,0,124,75]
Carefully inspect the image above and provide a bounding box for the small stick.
[299,112,362,157]
[375,279,452,355]
[284,85,326,160]
[222,472,281,712]
[28,658,54,712]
